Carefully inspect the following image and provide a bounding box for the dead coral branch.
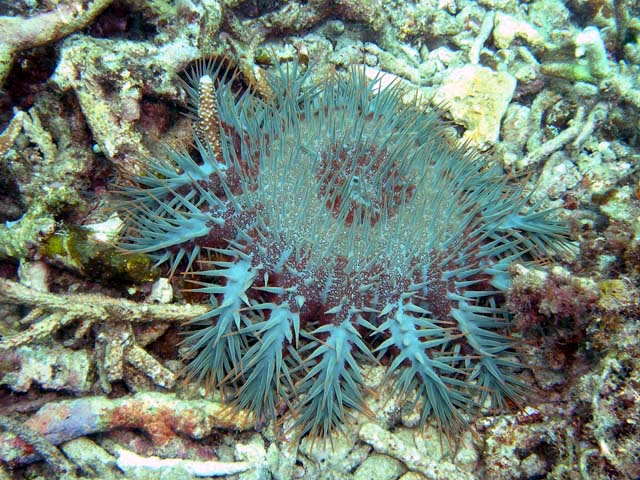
[0,278,208,350]
[0,279,209,390]
[0,392,255,467]
[0,109,25,159]
[0,0,112,89]
[0,414,77,478]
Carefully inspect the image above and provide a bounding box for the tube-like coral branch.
[0,415,76,477]
[0,277,207,349]
[0,392,254,466]
[0,109,25,158]
[0,0,112,88]
[521,106,586,168]
[115,447,252,477]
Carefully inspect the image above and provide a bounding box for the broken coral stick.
[0,392,254,466]
[115,447,251,477]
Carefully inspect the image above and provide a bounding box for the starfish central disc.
[317,141,416,226]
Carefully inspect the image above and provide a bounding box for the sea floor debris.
[0,278,207,392]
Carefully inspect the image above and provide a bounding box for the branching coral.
[118,60,575,440]
[51,33,200,175]
[0,278,208,390]
[0,95,96,260]
[0,0,112,89]
[541,26,611,83]
[0,109,24,159]
[0,278,207,348]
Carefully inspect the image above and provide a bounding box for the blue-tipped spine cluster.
[119,59,573,439]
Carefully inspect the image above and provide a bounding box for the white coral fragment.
[493,12,543,50]
[575,26,610,79]
[115,447,252,477]
[434,65,516,149]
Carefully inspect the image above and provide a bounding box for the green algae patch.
[598,279,636,311]
[41,226,159,284]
